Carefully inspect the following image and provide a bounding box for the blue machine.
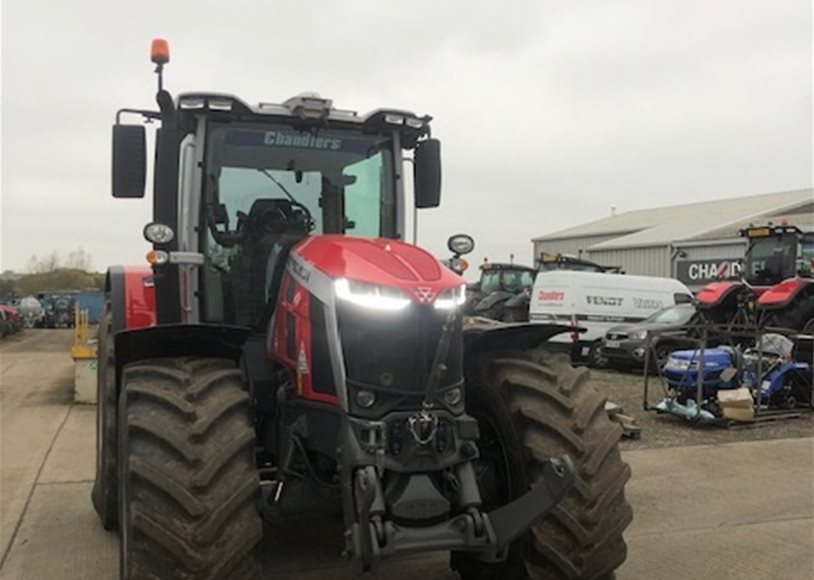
[657,334,812,422]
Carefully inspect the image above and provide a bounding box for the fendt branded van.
[529,271,693,363]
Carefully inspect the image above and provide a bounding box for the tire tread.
[120,356,261,580]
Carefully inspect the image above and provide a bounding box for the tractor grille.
[337,303,462,394]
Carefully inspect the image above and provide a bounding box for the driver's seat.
[228,199,309,327]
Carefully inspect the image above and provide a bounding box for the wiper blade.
[259,168,300,206]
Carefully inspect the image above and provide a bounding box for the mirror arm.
[116,108,161,124]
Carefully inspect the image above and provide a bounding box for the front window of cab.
[201,123,396,324]
[745,234,797,286]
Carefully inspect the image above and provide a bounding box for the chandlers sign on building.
[676,259,742,285]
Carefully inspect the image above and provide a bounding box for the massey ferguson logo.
[415,287,436,304]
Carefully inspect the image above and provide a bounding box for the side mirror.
[112,124,147,198]
[414,138,441,208]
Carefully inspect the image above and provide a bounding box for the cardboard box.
[718,388,754,422]
[717,388,753,408]
[721,405,755,422]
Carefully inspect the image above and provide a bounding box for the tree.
[16,248,103,295]
[0,279,17,299]
[27,248,93,274]
[27,251,61,274]
[66,247,93,271]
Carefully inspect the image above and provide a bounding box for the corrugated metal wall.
[674,240,745,261]
[532,234,625,262]
[585,246,671,277]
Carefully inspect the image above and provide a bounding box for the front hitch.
[347,455,574,570]
[486,456,576,549]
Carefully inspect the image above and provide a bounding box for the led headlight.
[447,234,475,255]
[143,222,175,244]
[632,330,648,340]
[334,278,410,311]
[434,285,467,310]
[384,114,405,125]
[666,357,693,370]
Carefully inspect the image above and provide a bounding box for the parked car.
[0,305,23,334]
[600,303,698,369]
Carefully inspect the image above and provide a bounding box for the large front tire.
[118,357,262,580]
[91,299,118,530]
[456,350,632,580]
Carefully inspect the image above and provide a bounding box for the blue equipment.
[657,334,812,422]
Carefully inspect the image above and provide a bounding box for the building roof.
[532,188,813,250]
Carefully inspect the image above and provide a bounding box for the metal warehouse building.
[532,188,814,291]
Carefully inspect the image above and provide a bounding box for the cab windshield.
[481,269,535,294]
[201,122,396,324]
[744,234,797,286]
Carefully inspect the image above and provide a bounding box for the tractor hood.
[294,235,464,306]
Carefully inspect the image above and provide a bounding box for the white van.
[529,271,693,362]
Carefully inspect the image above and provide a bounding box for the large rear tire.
[91,299,118,530]
[454,350,632,580]
[118,357,262,580]
[765,294,814,332]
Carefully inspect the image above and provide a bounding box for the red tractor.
[92,39,632,580]
[696,223,814,332]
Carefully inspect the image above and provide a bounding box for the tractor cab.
[477,262,536,295]
[741,224,814,287]
[112,44,441,329]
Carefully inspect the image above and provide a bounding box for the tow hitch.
[349,455,575,571]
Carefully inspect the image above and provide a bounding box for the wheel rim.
[592,344,607,367]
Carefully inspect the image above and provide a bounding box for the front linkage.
[341,308,576,572]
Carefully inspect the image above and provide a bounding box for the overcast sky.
[1,0,812,276]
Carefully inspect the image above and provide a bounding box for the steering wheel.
[280,200,316,233]
[241,202,315,237]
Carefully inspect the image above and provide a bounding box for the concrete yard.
[1,330,812,579]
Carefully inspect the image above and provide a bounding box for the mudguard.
[757,278,813,310]
[762,360,811,397]
[695,281,745,309]
[463,321,577,355]
[106,265,157,333]
[504,291,530,309]
[113,324,251,392]
[474,291,513,313]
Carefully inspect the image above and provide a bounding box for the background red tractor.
[92,39,632,580]
[696,223,814,332]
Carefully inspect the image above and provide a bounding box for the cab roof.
[175,92,432,146]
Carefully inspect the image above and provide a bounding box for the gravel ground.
[588,365,814,450]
